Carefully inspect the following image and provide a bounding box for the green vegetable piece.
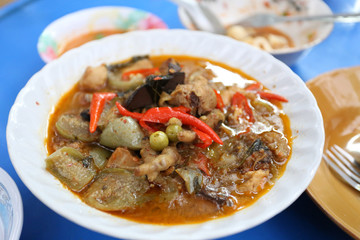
[83,168,150,211]
[157,176,180,203]
[108,71,145,91]
[89,147,112,169]
[55,114,98,142]
[100,117,144,150]
[150,131,169,151]
[166,124,182,142]
[45,147,96,192]
[176,167,203,194]
[97,98,122,130]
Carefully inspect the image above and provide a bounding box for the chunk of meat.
[261,132,290,163]
[79,64,108,91]
[169,81,217,115]
[200,109,225,129]
[181,61,215,84]
[177,129,196,143]
[135,146,182,181]
[106,147,140,169]
[237,170,270,194]
[241,139,273,171]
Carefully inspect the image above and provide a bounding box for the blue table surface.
[0,0,359,239]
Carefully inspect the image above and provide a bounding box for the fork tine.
[326,149,360,183]
[323,154,360,191]
[333,144,359,166]
[330,145,360,178]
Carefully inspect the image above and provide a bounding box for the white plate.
[7,29,324,240]
[0,168,23,240]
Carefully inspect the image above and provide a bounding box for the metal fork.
[323,145,360,191]
[235,13,360,28]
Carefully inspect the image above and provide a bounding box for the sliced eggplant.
[46,147,96,192]
[82,168,149,211]
[108,73,145,91]
[107,55,149,73]
[100,117,144,150]
[199,186,228,207]
[55,114,99,142]
[176,167,203,194]
[89,147,112,169]
[107,56,151,91]
[152,175,180,202]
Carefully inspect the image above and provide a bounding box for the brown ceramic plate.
[306,66,360,239]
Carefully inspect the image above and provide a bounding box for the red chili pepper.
[139,107,223,145]
[122,67,159,80]
[258,91,288,102]
[245,82,262,91]
[115,102,144,120]
[232,92,255,123]
[213,89,225,111]
[89,92,117,133]
[192,128,213,149]
[195,153,210,176]
[172,106,191,113]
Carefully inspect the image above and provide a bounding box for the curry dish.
[46,55,291,224]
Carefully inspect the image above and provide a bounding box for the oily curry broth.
[46,55,292,224]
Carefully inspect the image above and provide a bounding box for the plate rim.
[7,29,324,240]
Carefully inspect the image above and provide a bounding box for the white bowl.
[178,0,333,66]
[7,29,324,239]
[0,168,23,240]
[37,6,168,63]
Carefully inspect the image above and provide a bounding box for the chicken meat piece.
[237,170,270,194]
[169,80,217,115]
[200,109,225,129]
[79,64,108,91]
[106,147,140,169]
[135,146,182,181]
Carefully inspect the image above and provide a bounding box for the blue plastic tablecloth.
[0,0,359,239]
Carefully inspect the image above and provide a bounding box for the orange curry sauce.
[46,56,292,225]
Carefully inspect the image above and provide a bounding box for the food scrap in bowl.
[178,0,333,65]
[45,55,291,224]
[226,25,294,51]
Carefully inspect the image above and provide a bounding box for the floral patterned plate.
[37,6,168,63]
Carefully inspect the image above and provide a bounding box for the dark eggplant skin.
[124,72,185,110]
[106,55,149,73]
[123,84,156,110]
[80,109,90,122]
